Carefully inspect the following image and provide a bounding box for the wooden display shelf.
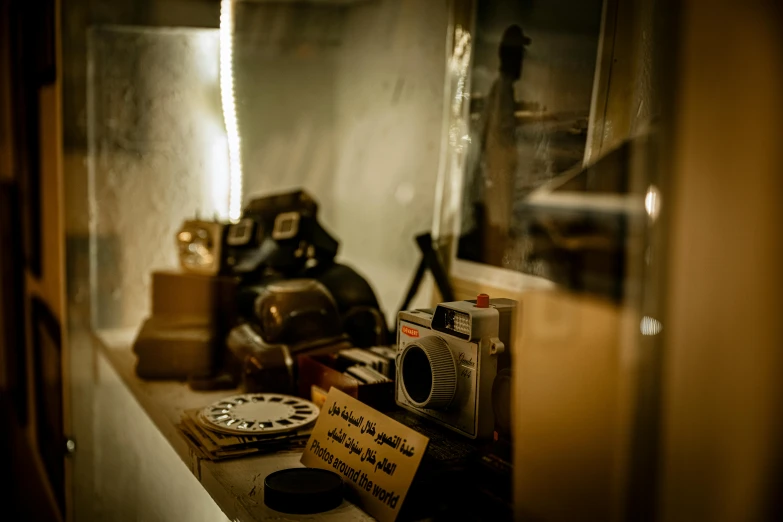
[93,328,374,522]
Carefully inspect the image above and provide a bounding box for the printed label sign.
[301,388,429,522]
[401,325,419,338]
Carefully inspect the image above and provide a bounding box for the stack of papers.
[177,408,311,461]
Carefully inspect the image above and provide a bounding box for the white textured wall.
[89,28,227,329]
[331,0,449,314]
[233,6,341,228]
[237,0,449,316]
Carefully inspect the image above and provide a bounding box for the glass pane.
[88,26,224,329]
[230,1,449,314]
[84,3,451,332]
[455,0,604,273]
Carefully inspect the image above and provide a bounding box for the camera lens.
[401,346,432,403]
[400,336,456,409]
[272,212,300,240]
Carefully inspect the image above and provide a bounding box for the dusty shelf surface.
[94,328,375,522]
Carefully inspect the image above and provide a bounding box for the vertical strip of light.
[220,0,242,222]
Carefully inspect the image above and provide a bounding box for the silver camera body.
[395,298,516,439]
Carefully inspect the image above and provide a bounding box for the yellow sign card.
[301,388,429,522]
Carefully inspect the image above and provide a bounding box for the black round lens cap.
[264,468,343,514]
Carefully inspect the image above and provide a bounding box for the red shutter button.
[476,294,490,308]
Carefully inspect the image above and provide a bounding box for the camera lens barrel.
[400,336,457,409]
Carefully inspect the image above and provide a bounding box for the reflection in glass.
[457,0,603,273]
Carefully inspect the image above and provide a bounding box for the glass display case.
[63,1,455,520]
[435,2,670,520]
[73,0,450,332]
[59,0,674,521]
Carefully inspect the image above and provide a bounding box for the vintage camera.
[395,295,516,439]
[176,220,227,276]
[226,279,352,393]
[224,190,339,278]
